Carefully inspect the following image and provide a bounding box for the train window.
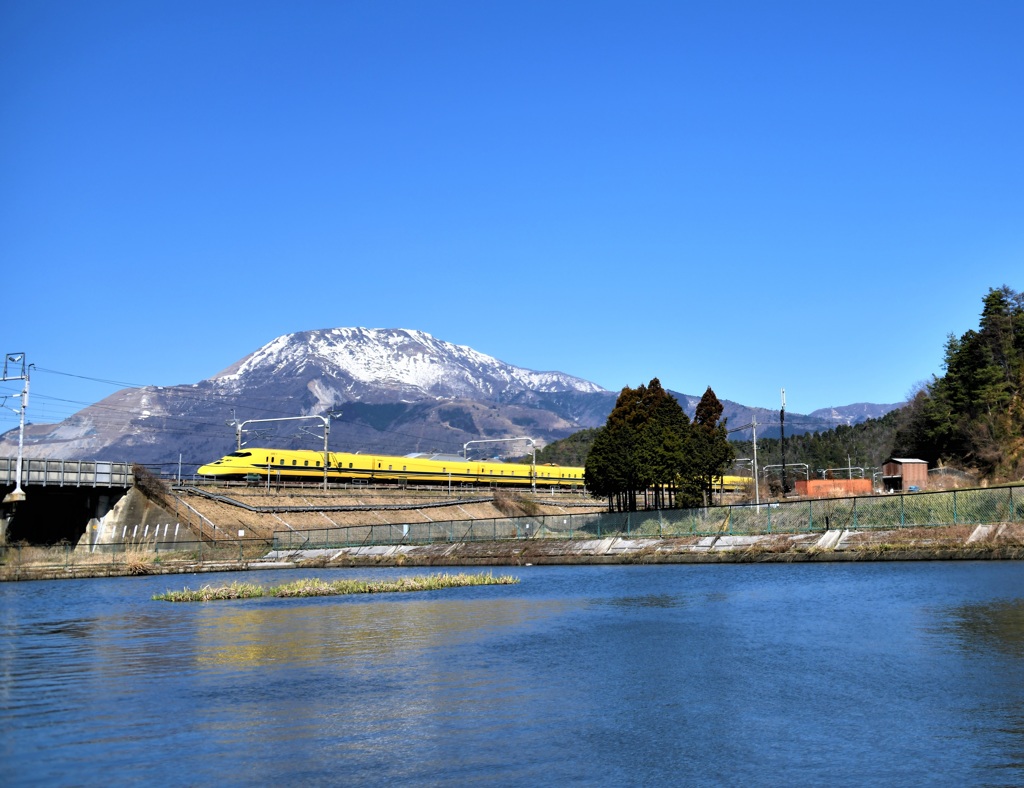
[229,451,252,458]
[280,459,286,465]
[316,461,321,467]
[304,460,309,466]
[292,460,297,466]
[388,465,392,471]
[349,463,353,469]
[378,463,381,469]
[402,466,406,471]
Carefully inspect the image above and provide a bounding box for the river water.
[3,562,1024,786]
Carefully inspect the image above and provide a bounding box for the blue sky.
[1,0,1021,433]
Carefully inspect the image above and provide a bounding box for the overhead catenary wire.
[4,366,861,457]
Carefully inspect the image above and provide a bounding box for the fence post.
[1011,487,1016,522]
[953,490,958,524]
[900,494,905,528]
[853,497,857,530]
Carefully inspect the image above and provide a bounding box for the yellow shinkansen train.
[197,447,752,493]
[197,447,587,488]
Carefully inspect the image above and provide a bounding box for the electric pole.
[780,388,787,497]
[2,353,31,504]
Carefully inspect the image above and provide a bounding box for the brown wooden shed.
[882,458,928,492]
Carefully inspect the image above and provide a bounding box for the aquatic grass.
[153,572,519,601]
[154,581,266,601]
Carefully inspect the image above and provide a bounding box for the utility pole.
[2,353,31,504]
[752,415,760,508]
[779,388,787,498]
[228,413,335,491]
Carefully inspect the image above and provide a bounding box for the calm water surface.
[3,562,1024,786]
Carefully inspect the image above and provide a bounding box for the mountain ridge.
[0,328,901,469]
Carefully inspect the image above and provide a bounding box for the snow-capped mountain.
[213,328,605,406]
[0,327,901,469]
[808,403,900,427]
[1,328,614,467]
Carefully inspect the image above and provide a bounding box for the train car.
[197,447,587,488]
[718,475,752,492]
[197,447,747,493]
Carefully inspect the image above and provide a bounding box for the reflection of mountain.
[941,600,1024,658]
[194,594,571,668]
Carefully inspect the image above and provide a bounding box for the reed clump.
[155,581,266,601]
[153,572,518,602]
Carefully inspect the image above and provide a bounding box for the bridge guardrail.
[0,458,134,488]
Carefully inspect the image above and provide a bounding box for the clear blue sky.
[2,0,1021,432]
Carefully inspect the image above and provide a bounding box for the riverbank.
[4,522,1024,580]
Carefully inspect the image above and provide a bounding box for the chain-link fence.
[272,485,1023,549]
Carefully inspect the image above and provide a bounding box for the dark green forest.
[581,380,733,511]
[891,286,1024,478]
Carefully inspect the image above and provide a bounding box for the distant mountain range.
[0,328,901,470]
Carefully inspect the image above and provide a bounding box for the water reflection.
[940,599,1024,658]
[6,564,1024,785]
[603,593,683,608]
[193,595,573,668]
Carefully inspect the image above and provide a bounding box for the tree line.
[582,379,734,512]
[891,285,1024,478]
[533,285,1022,504]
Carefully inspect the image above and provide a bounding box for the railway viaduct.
[0,458,134,544]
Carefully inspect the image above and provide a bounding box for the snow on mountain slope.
[213,328,605,402]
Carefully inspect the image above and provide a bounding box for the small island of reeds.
[153,572,519,602]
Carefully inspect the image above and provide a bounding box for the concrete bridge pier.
[78,487,199,553]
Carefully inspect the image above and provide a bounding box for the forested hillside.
[539,409,901,482]
[892,285,1024,478]
[532,428,600,466]
[537,286,1023,487]
[731,411,900,478]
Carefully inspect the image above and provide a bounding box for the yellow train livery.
[197,447,586,488]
